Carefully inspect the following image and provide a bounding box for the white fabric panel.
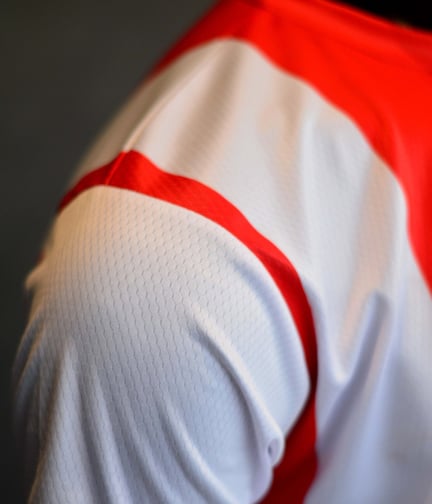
[69,41,225,185]
[117,40,432,502]
[308,250,432,504]
[13,188,309,504]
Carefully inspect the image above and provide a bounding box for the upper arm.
[13,185,309,503]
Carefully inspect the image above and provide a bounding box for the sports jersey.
[12,0,432,502]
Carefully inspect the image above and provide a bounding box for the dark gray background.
[1,0,213,500]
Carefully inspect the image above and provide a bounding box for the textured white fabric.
[13,188,309,503]
[13,8,432,504]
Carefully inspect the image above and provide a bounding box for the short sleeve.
[12,185,309,503]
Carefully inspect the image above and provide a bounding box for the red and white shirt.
[13,0,432,502]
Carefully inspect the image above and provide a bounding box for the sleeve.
[12,183,310,503]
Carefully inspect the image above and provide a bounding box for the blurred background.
[1,0,213,500]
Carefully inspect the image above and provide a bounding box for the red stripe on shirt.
[58,149,319,503]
